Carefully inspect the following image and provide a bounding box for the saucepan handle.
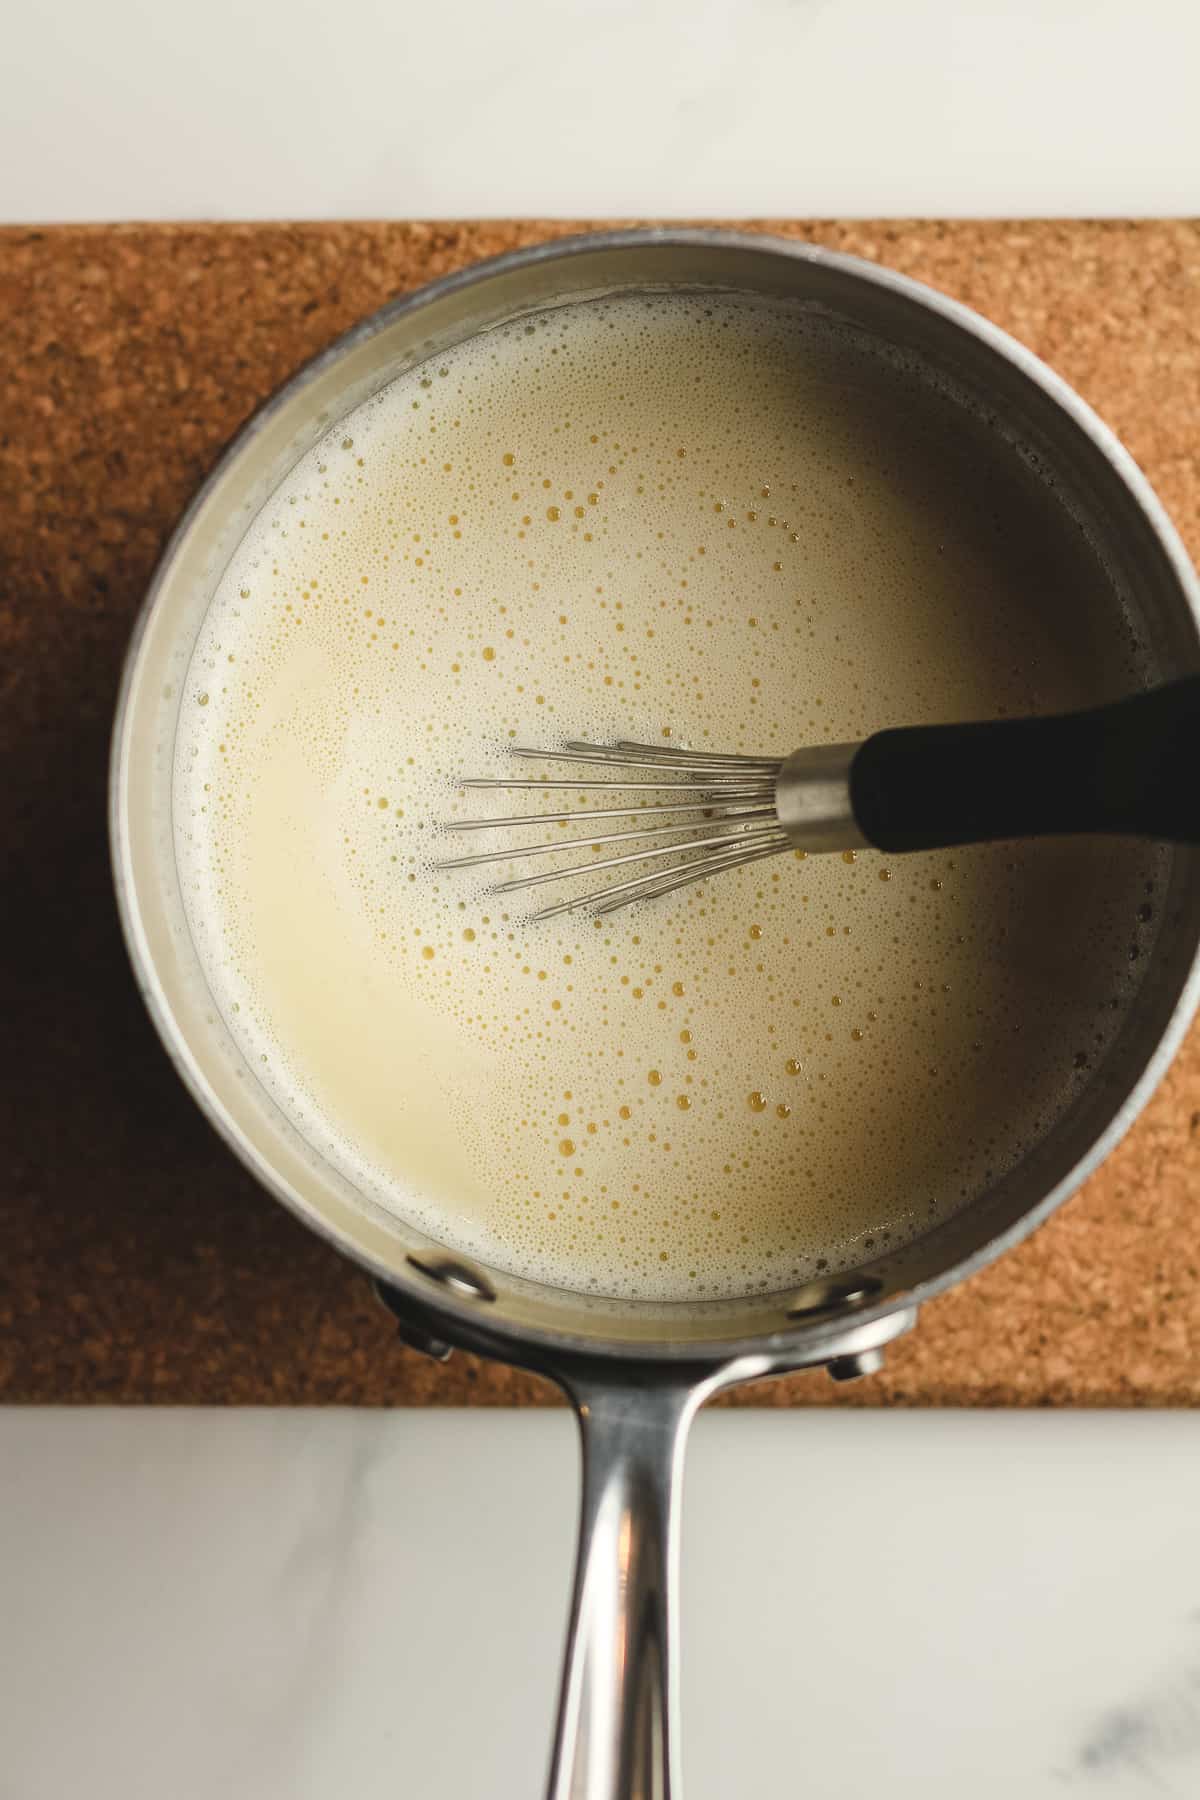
[544,1374,707,1800]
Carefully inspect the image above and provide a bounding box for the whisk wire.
[448,794,773,832]
[438,741,793,915]
[492,822,784,896]
[457,777,774,793]
[437,807,778,871]
[534,832,791,920]
[511,743,782,775]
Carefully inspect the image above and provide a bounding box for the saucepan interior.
[110,230,1200,1365]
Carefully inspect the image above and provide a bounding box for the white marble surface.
[3,0,1200,222]
[5,1408,1200,1797]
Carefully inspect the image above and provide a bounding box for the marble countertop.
[4,0,1199,221]
[7,1407,1200,1799]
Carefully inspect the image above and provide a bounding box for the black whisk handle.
[850,675,1200,854]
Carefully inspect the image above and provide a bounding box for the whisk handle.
[851,675,1200,854]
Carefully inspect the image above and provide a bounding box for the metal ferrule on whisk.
[774,743,867,853]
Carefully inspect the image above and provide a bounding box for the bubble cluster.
[173,291,1161,1301]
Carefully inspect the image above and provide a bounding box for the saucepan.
[109,231,1200,1799]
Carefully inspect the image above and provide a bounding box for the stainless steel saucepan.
[109,231,1200,1800]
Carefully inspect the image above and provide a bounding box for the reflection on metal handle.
[546,1365,758,1800]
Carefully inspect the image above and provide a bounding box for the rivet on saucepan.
[372,1280,454,1362]
[785,1272,884,1319]
[827,1348,886,1383]
[406,1251,498,1302]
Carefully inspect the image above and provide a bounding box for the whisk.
[438,676,1200,919]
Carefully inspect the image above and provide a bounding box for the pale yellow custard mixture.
[175,292,1156,1299]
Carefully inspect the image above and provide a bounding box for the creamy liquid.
[175,292,1157,1300]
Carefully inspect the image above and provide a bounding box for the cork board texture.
[2,220,1198,1407]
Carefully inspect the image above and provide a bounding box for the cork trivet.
[2,221,1198,1407]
